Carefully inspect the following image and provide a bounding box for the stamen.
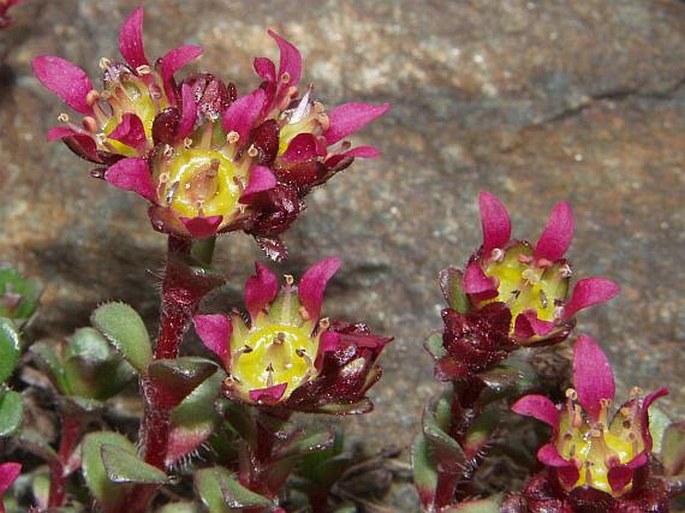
[559,263,572,278]
[281,71,291,83]
[58,113,70,123]
[247,145,259,158]
[491,248,505,262]
[82,117,99,133]
[99,57,112,70]
[183,137,193,149]
[162,144,174,159]
[135,65,152,75]
[226,131,240,144]
[318,317,330,330]
[86,89,100,106]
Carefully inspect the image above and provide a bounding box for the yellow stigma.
[231,323,319,399]
[160,148,242,219]
[480,243,569,330]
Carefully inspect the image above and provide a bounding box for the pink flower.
[34,11,389,252]
[193,258,391,413]
[461,191,620,346]
[32,7,201,165]
[512,334,667,497]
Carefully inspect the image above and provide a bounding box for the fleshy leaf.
[479,191,511,254]
[573,334,615,421]
[82,432,135,512]
[147,357,217,409]
[412,434,438,508]
[91,302,152,373]
[534,201,574,262]
[443,497,502,512]
[194,467,272,512]
[101,443,168,484]
[438,267,470,314]
[0,318,21,382]
[0,389,23,436]
[0,267,42,324]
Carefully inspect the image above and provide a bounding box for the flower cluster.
[431,192,620,380]
[194,258,391,413]
[511,335,668,508]
[33,8,388,254]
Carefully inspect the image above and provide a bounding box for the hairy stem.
[48,414,82,508]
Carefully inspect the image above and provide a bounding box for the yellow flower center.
[160,148,242,219]
[480,243,569,330]
[231,323,319,399]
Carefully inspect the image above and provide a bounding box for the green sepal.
[194,466,272,512]
[424,332,446,359]
[661,421,685,477]
[0,268,42,325]
[0,388,23,436]
[439,267,470,314]
[91,302,152,373]
[101,443,168,484]
[82,432,135,511]
[0,318,21,383]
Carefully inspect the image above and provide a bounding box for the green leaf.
[17,428,59,463]
[0,318,21,382]
[29,340,69,394]
[101,443,167,484]
[0,389,23,436]
[82,432,135,511]
[194,467,272,513]
[411,434,438,505]
[91,302,151,373]
[649,406,671,456]
[0,268,42,323]
[661,422,685,477]
[422,401,466,473]
[63,328,135,400]
[277,428,334,460]
[147,357,217,408]
[439,267,470,314]
[424,332,446,359]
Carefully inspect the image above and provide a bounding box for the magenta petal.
[221,88,266,143]
[104,157,155,201]
[323,102,390,145]
[514,311,556,340]
[573,334,615,421]
[537,443,579,488]
[462,261,497,295]
[47,125,83,142]
[160,45,203,102]
[253,57,276,82]
[0,462,21,495]
[561,277,620,320]
[180,216,222,239]
[512,394,560,428]
[240,166,277,204]
[298,257,341,322]
[534,201,574,262]
[267,29,302,86]
[607,454,648,493]
[479,191,512,253]
[48,126,101,162]
[32,56,94,116]
[177,83,197,140]
[249,382,287,403]
[119,7,149,70]
[244,262,279,323]
[193,314,232,366]
[109,113,147,152]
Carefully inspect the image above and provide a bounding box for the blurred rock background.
[1,0,684,510]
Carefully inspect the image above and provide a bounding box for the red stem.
[48,415,82,508]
